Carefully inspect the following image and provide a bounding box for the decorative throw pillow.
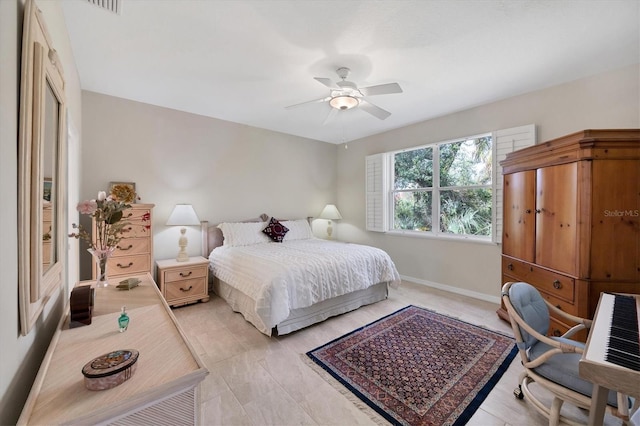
[282,219,314,241]
[217,222,270,247]
[262,217,289,242]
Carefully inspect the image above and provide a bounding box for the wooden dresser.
[93,203,154,280]
[497,129,640,339]
[18,273,208,425]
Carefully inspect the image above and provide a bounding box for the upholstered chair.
[501,281,632,426]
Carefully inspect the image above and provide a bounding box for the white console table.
[18,273,208,425]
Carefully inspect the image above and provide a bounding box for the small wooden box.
[82,349,139,391]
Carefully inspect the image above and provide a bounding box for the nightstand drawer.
[165,278,207,302]
[164,266,207,283]
[114,238,150,256]
[108,254,150,276]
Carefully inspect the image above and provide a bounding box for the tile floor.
[172,280,625,425]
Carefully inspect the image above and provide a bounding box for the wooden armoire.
[497,129,639,339]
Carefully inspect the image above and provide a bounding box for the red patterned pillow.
[262,217,289,242]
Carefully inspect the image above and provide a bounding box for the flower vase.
[89,248,114,288]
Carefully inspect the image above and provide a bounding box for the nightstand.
[156,257,210,307]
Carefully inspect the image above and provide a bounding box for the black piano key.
[609,336,640,356]
[606,350,640,371]
[609,326,640,343]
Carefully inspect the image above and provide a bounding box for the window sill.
[385,230,498,246]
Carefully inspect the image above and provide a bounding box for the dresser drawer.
[164,266,207,283]
[120,223,151,238]
[108,254,150,276]
[547,316,587,342]
[123,208,152,222]
[502,256,575,303]
[165,278,207,303]
[539,292,579,315]
[114,238,150,257]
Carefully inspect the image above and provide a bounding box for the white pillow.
[217,222,270,247]
[282,220,314,241]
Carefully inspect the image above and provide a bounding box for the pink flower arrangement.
[77,200,98,215]
[69,190,137,252]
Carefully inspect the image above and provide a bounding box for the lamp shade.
[166,204,200,226]
[319,204,342,220]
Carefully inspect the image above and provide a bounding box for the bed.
[201,215,400,336]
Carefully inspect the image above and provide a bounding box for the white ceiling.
[61,0,639,144]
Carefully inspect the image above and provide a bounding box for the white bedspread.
[209,239,400,332]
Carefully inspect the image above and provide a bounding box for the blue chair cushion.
[529,337,620,408]
[509,282,550,349]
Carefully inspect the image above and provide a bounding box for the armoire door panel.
[502,170,536,262]
[535,163,578,275]
[590,160,640,281]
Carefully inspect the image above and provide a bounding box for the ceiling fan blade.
[285,96,330,109]
[314,77,339,89]
[322,107,338,125]
[359,99,392,120]
[359,82,403,97]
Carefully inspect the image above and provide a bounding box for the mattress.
[209,239,400,335]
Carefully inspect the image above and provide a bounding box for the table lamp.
[319,204,342,239]
[166,204,200,261]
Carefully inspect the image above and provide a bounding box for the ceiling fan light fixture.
[329,95,359,110]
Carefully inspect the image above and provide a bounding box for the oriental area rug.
[306,306,517,426]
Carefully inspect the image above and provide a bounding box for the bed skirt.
[212,277,389,336]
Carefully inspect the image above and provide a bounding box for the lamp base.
[176,250,190,262]
[176,228,190,262]
[326,220,333,240]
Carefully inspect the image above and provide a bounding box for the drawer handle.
[122,226,133,233]
[117,244,133,251]
[117,262,134,269]
[552,329,562,337]
[556,305,562,311]
[507,263,514,271]
[552,280,562,289]
[535,209,542,214]
[179,271,193,278]
[525,209,532,214]
[180,285,193,292]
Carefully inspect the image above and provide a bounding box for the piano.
[579,292,640,426]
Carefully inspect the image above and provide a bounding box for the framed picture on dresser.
[109,181,137,203]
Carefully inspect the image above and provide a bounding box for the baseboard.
[399,274,501,305]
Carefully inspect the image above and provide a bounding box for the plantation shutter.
[366,153,387,232]
[492,124,536,243]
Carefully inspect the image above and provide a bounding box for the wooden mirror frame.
[18,0,67,336]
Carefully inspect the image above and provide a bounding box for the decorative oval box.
[82,349,139,391]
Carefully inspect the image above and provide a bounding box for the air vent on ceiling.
[87,0,121,15]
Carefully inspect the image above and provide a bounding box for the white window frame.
[365,124,535,244]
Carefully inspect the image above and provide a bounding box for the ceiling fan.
[286,67,403,121]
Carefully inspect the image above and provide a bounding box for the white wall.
[336,63,640,302]
[79,91,338,278]
[0,0,82,424]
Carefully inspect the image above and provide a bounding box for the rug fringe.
[301,354,390,426]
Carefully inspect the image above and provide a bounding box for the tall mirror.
[18,0,66,336]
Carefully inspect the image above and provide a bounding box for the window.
[366,124,536,243]
[392,135,492,239]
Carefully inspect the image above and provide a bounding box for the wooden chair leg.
[550,397,563,426]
